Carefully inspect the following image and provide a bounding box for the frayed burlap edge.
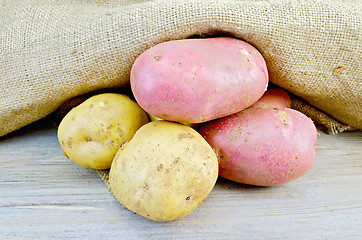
[98,169,111,192]
[291,97,355,135]
[49,86,356,135]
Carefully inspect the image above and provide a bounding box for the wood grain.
[0,119,361,239]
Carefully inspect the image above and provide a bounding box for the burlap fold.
[1,0,361,137]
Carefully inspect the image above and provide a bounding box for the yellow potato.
[57,93,149,169]
[109,120,218,221]
[148,113,199,129]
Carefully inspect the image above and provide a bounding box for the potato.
[131,37,268,123]
[199,107,317,186]
[251,87,291,109]
[147,113,199,129]
[57,93,149,170]
[109,120,218,221]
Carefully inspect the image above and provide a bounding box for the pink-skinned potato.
[251,87,291,109]
[131,37,268,123]
[199,107,317,186]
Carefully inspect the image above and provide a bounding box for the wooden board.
[1,119,361,239]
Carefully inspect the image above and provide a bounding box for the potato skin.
[199,108,317,186]
[251,87,291,109]
[109,121,218,221]
[147,112,199,129]
[57,93,149,170]
[131,37,268,123]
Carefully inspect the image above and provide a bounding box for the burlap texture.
[0,0,361,137]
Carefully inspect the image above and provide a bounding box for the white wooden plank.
[0,119,361,239]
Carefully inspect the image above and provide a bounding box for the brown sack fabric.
[0,0,361,137]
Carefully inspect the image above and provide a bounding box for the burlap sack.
[0,0,361,138]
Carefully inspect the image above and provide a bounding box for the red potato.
[199,107,317,186]
[131,37,268,123]
[251,87,291,109]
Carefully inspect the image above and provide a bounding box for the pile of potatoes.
[57,37,317,222]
